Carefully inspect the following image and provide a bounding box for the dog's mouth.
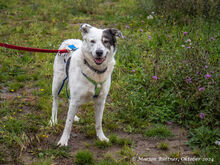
[94,57,106,65]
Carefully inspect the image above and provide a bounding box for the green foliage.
[136,0,220,21]
[35,147,70,159]
[169,152,181,159]
[70,0,105,15]
[0,0,219,163]
[3,119,27,135]
[0,152,8,164]
[8,82,25,91]
[120,145,135,162]
[144,125,173,139]
[94,140,112,148]
[15,74,29,82]
[188,126,220,151]
[97,158,129,165]
[31,159,53,165]
[75,150,94,165]
[109,134,133,146]
[157,142,169,150]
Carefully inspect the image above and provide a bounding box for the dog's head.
[80,23,123,66]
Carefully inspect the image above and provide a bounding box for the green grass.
[38,147,70,159]
[119,145,135,162]
[109,134,133,146]
[156,142,169,150]
[74,150,94,165]
[144,124,173,139]
[0,0,219,164]
[94,140,112,148]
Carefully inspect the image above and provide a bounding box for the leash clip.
[58,44,78,56]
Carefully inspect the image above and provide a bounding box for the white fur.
[50,24,121,146]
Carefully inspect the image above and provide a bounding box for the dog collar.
[84,59,107,74]
[81,71,106,98]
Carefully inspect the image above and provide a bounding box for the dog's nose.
[96,50,103,57]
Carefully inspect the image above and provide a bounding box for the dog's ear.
[109,28,124,38]
[80,23,92,35]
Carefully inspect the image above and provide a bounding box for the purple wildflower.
[184,32,188,35]
[186,46,191,49]
[140,29,143,32]
[167,121,172,126]
[205,74,211,79]
[198,87,205,91]
[131,69,135,73]
[148,35,151,40]
[152,76,158,80]
[20,54,24,58]
[205,65,208,69]
[210,37,215,40]
[125,25,130,29]
[210,70,214,74]
[186,77,192,83]
[200,113,205,119]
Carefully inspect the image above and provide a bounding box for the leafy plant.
[188,126,220,151]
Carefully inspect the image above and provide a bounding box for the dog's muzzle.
[94,57,106,65]
[94,50,106,65]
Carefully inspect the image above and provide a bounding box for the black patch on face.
[102,29,117,51]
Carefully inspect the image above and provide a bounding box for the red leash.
[0,42,68,54]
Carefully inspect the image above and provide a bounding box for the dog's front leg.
[57,99,79,146]
[94,98,109,142]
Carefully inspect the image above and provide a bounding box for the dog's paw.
[98,135,109,142]
[49,119,57,126]
[74,115,80,122]
[57,139,68,147]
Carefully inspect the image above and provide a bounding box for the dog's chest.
[74,82,104,103]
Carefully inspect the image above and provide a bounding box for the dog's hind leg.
[50,71,79,125]
[50,54,67,126]
[50,71,66,126]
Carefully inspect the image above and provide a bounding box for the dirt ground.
[1,87,194,165]
[19,127,193,165]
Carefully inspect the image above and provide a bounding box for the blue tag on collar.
[68,44,78,51]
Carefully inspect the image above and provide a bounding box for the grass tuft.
[74,150,94,165]
[144,124,173,139]
[157,142,169,150]
[109,134,133,146]
[94,140,112,148]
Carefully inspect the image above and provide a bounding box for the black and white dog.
[50,24,123,146]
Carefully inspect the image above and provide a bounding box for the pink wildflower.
[152,76,158,80]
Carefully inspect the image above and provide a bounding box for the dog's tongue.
[94,58,105,64]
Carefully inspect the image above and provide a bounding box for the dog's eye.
[90,40,96,44]
[103,40,109,44]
